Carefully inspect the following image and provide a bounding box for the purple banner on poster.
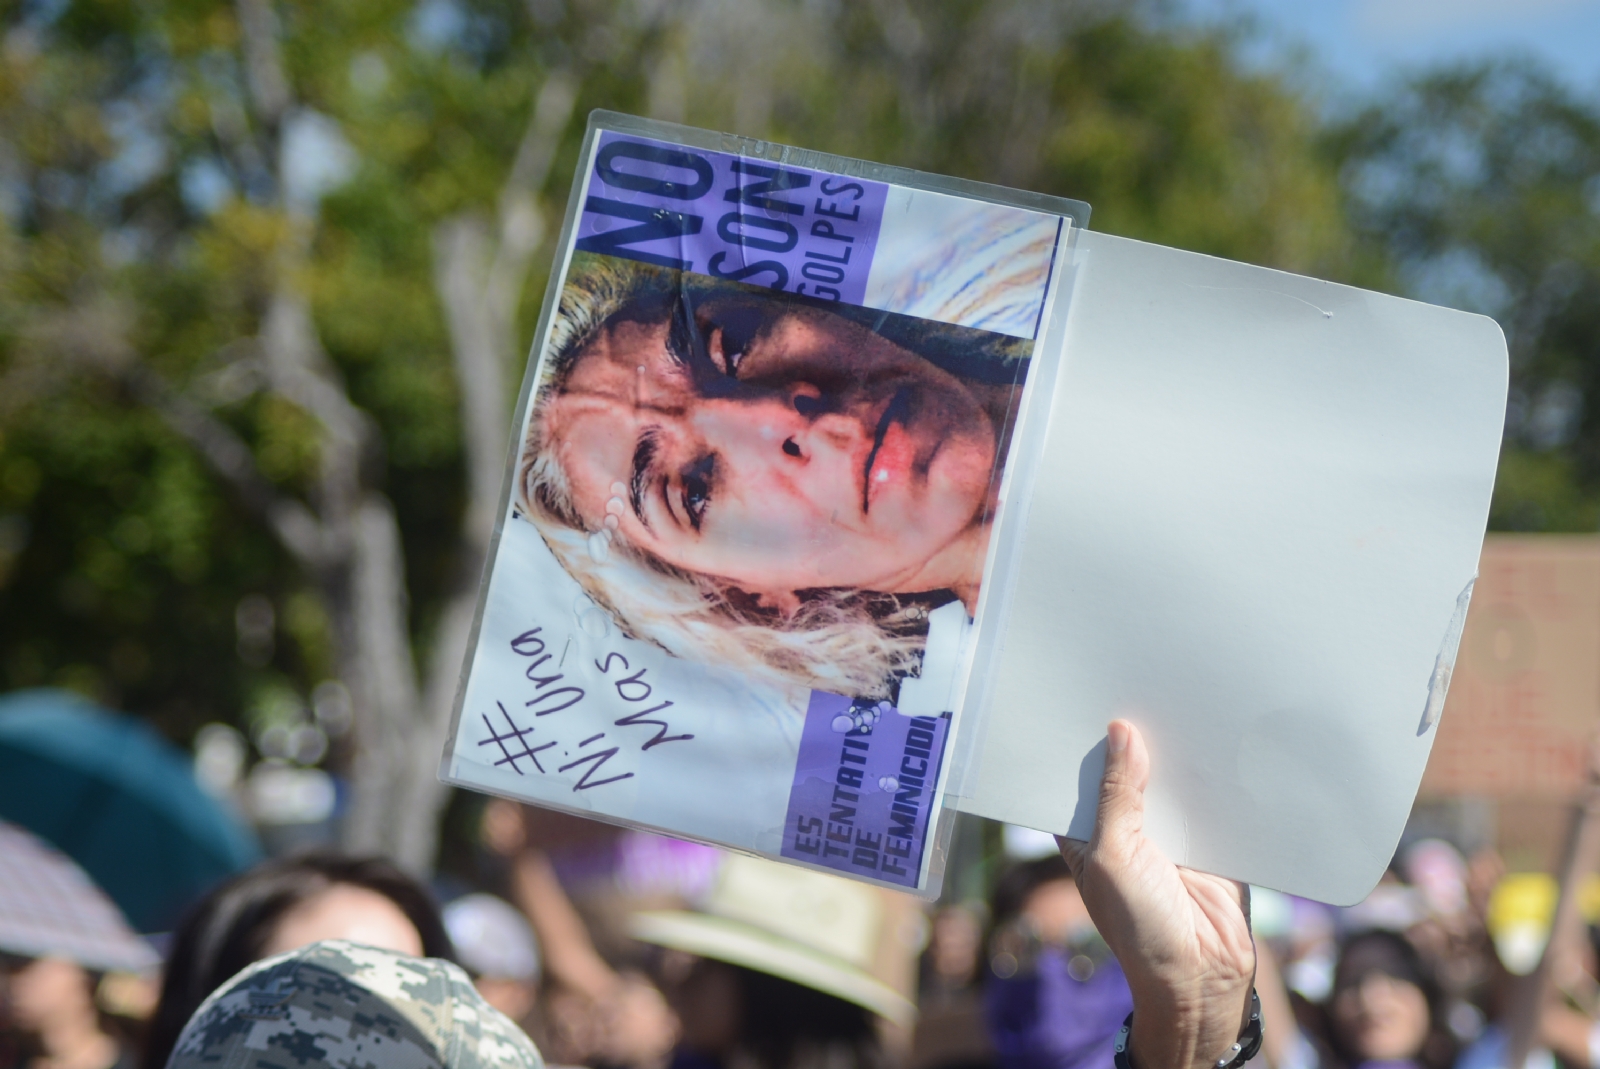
[781,691,948,888]
[576,132,889,307]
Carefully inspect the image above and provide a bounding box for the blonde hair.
[517,254,927,699]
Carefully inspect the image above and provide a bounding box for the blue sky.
[1184,0,1600,99]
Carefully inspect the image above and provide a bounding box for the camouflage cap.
[165,940,544,1069]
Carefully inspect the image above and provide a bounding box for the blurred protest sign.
[1420,535,1600,799]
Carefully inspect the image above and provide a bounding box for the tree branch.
[396,70,581,872]
[234,0,291,132]
[487,71,578,320]
[258,292,373,454]
[431,72,578,547]
[123,363,330,569]
[432,217,506,545]
[342,493,427,857]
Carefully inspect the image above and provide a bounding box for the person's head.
[4,955,91,1031]
[2,955,105,1050]
[1326,930,1451,1069]
[142,852,453,1069]
[630,854,914,1068]
[924,905,984,990]
[989,853,1086,941]
[163,940,541,1069]
[544,289,999,594]
[520,254,1028,697]
[667,957,884,1069]
[985,852,1108,986]
[1,952,138,1069]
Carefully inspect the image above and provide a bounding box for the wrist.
[1124,986,1258,1069]
[1126,1006,1213,1069]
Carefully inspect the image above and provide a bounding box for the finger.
[1056,835,1088,878]
[1093,719,1150,851]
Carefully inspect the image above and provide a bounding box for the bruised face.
[542,296,999,600]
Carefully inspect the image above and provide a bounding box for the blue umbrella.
[0,688,261,932]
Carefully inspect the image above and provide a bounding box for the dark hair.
[730,962,885,1069]
[989,852,1072,929]
[1325,930,1455,1069]
[140,852,453,1069]
[552,251,1033,388]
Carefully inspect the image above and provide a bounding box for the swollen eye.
[792,391,823,417]
[706,327,744,378]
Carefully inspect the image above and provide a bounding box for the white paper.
[950,231,1507,905]
[449,516,804,852]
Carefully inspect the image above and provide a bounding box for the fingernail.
[1107,721,1128,755]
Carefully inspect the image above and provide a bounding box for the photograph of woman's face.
[539,287,1021,612]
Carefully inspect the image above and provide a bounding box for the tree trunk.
[252,285,431,860]
[341,494,428,856]
[388,74,577,872]
[155,1,582,872]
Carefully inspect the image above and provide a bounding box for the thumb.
[1093,719,1150,852]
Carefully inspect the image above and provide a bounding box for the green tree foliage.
[0,0,1355,858]
[0,8,300,732]
[0,0,580,743]
[1332,61,1600,531]
[617,1,1351,274]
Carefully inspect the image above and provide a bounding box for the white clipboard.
[948,231,1507,905]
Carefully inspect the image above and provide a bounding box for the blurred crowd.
[942,834,1596,1069]
[3,788,1597,1069]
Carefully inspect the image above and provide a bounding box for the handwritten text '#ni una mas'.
[476,625,694,792]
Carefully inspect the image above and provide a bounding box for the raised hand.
[1057,720,1257,1069]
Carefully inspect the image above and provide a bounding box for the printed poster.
[443,116,1078,891]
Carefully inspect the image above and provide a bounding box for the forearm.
[508,850,617,1000]
[1538,1004,1596,1069]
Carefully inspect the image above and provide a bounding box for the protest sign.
[441,112,1507,902]
[441,112,1083,894]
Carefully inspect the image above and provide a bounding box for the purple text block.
[577,132,888,307]
[782,691,947,888]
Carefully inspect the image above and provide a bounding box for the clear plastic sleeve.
[440,109,1088,897]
